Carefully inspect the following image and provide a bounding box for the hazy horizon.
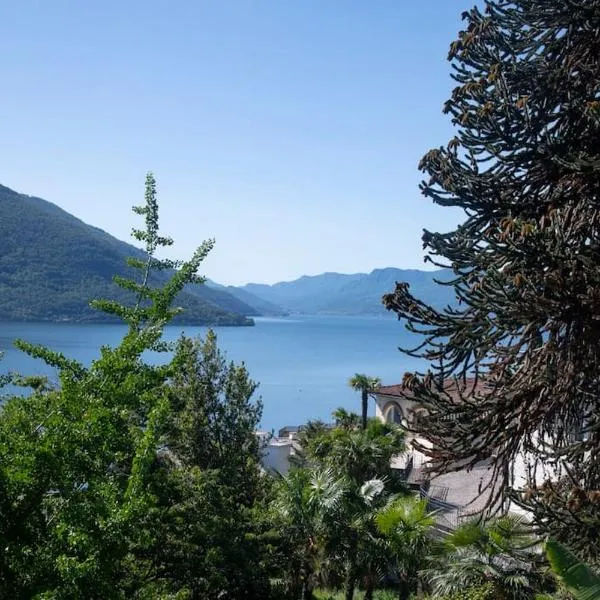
[1,1,470,285]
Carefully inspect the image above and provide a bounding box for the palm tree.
[306,416,405,489]
[272,467,349,599]
[375,495,436,600]
[343,478,391,600]
[348,374,381,429]
[427,514,544,600]
[332,421,406,600]
[292,412,406,600]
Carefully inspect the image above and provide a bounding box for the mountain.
[239,267,456,315]
[0,183,253,325]
[185,283,261,317]
[206,281,289,316]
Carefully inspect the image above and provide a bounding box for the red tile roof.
[376,377,486,401]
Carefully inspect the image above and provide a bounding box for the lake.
[0,316,423,431]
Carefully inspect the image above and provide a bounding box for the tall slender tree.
[375,496,435,600]
[382,1,600,557]
[0,173,270,598]
[348,374,381,429]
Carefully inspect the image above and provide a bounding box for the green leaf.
[546,539,600,600]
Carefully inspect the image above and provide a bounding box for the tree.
[304,413,405,489]
[382,1,600,556]
[0,173,213,598]
[348,374,381,430]
[375,496,435,600]
[272,467,349,600]
[297,412,406,600]
[426,515,547,600]
[167,331,263,482]
[134,331,270,599]
[0,174,269,598]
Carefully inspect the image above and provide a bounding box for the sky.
[0,1,471,285]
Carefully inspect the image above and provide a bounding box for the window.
[384,403,404,425]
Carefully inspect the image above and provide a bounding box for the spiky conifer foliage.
[383,1,600,557]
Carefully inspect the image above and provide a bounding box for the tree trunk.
[300,560,313,600]
[361,389,368,429]
[301,580,312,600]
[364,570,374,600]
[416,576,424,598]
[344,563,357,600]
[398,579,410,600]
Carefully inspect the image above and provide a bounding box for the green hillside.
[206,280,289,316]
[0,184,253,325]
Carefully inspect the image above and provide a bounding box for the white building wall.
[374,391,561,520]
[375,393,430,467]
[256,432,296,475]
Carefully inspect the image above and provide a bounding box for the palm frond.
[360,478,385,505]
[546,539,600,600]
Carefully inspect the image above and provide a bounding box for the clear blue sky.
[1,1,471,285]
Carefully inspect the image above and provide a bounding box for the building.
[256,428,301,475]
[259,378,558,527]
[374,380,509,529]
[278,425,301,440]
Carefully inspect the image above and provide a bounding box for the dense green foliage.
[0,175,267,598]
[272,413,408,600]
[428,583,496,600]
[313,592,396,600]
[426,515,547,600]
[4,1,600,597]
[383,0,600,557]
[0,183,253,325]
[375,496,435,600]
[121,332,271,598]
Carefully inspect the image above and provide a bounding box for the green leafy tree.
[306,413,404,485]
[297,413,406,600]
[382,1,600,556]
[375,496,435,600]
[167,331,262,479]
[0,173,267,598]
[273,467,351,600]
[135,331,270,599]
[348,375,381,429]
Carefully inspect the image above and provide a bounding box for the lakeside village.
[4,2,600,597]
[258,377,542,531]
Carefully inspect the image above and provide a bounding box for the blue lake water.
[0,316,423,431]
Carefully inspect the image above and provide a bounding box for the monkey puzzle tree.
[383,1,600,557]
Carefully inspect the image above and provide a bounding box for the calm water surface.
[0,316,422,430]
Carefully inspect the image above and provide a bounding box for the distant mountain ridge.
[0,183,253,325]
[206,281,289,316]
[0,182,455,323]
[238,267,455,315]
